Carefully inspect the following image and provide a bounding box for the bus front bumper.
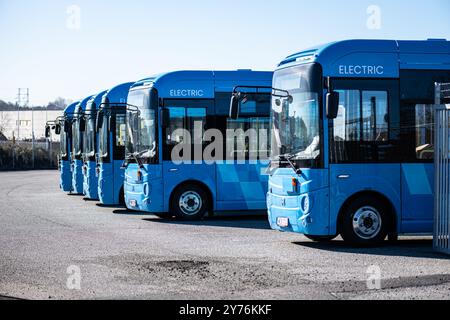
[83,161,99,200]
[98,163,115,205]
[60,160,72,192]
[124,178,164,213]
[267,188,331,236]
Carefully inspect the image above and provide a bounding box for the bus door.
[329,79,401,222]
[113,109,127,201]
[162,99,216,205]
[398,71,447,232]
[216,95,270,212]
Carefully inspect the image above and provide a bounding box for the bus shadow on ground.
[111,208,147,216]
[143,215,271,230]
[294,239,450,260]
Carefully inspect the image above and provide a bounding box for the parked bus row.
[46,39,450,246]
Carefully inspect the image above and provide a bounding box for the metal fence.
[0,140,59,170]
[434,83,450,254]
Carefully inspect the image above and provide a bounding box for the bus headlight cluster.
[143,183,152,196]
[301,195,310,214]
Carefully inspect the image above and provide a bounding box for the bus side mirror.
[326,91,340,119]
[161,108,169,128]
[55,124,61,135]
[96,111,104,132]
[45,126,51,138]
[229,94,240,119]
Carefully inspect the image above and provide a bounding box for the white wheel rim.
[352,206,382,240]
[179,191,202,216]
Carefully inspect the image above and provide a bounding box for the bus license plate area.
[129,200,137,208]
[277,217,289,228]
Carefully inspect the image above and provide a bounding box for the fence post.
[12,131,15,170]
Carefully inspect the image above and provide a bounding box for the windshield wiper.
[130,152,144,169]
[266,152,302,175]
[277,153,302,175]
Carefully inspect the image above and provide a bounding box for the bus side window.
[362,91,388,142]
[165,107,186,145]
[163,105,207,161]
[333,90,360,142]
[415,104,434,160]
[116,114,126,147]
[226,117,270,161]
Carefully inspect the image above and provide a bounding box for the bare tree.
[0,112,11,137]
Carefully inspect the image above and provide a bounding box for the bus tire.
[340,195,389,246]
[171,185,209,221]
[305,235,336,242]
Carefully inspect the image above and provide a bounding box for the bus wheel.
[305,235,336,242]
[340,196,389,246]
[172,185,209,221]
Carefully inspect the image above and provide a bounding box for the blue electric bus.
[72,95,93,195]
[83,90,107,199]
[45,101,79,192]
[97,82,134,205]
[59,102,79,192]
[124,70,272,220]
[265,39,450,245]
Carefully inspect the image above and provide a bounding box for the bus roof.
[130,70,273,99]
[86,90,108,113]
[64,101,79,118]
[102,82,134,105]
[75,95,94,114]
[278,39,450,78]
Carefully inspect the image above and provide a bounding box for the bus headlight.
[301,195,310,213]
[143,183,152,196]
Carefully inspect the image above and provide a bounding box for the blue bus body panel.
[162,162,216,212]
[216,162,268,211]
[329,164,402,235]
[401,164,434,233]
[72,159,84,194]
[98,162,114,203]
[83,90,108,200]
[72,96,92,194]
[83,161,98,199]
[97,82,134,205]
[270,39,450,237]
[60,160,72,192]
[125,70,273,214]
[279,39,450,77]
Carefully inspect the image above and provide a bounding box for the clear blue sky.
[0,0,449,105]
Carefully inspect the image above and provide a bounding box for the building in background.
[0,110,63,141]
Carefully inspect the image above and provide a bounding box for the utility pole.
[16,88,30,141]
[16,88,33,167]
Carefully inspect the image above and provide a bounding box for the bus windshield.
[60,124,68,158]
[126,89,157,162]
[72,118,82,157]
[84,115,96,159]
[98,111,108,160]
[271,64,321,165]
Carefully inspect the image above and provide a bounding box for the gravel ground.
[0,170,450,300]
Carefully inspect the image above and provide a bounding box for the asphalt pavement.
[1,171,449,300]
